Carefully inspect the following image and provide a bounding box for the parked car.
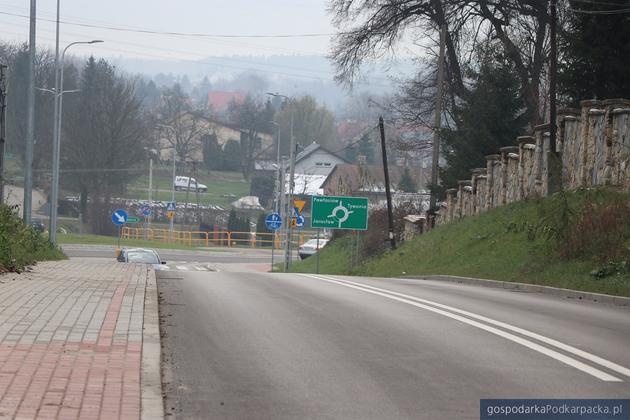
[30,218,46,233]
[174,176,207,192]
[116,248,167,269]
[298,238,329,260]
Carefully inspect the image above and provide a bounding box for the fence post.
[227,232,232,247]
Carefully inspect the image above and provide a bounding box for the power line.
[0,24,395,89]
[570,0,630,5]
[0,10,344,39]
[569,7,630,14]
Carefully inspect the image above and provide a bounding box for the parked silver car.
[116,248,167,269]
[298,239,329,260]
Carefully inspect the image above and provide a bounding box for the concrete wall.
[434,98,630,225]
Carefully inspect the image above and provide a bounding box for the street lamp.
[268,121,281,214]
[49,39,103,245]
[157,124,177,237]
[266,92,295,272]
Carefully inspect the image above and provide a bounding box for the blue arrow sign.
[111,209,128,226]
[265,213,283,231]
[295,214,305,228]
[166,201,176,212]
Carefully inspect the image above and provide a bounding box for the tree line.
[0,42,341,234]
[329,0,630,195]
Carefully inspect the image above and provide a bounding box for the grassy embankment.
[289,187,630,297]
[125,169,250,208]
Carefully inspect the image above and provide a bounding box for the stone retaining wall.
[434,99,630,226]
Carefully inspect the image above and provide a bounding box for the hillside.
[289,187,630,297]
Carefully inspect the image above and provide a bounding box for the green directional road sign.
[126,216,141,223]
[311,195,368,230]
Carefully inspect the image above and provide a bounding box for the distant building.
[284,142,348,196]
[207,91,245,113]
[293,142,348,176]
[157,112,273,163]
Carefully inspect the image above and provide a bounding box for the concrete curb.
[141,267,165,419]
[400,274,630,307]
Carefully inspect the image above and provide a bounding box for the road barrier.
[120,227,311,249]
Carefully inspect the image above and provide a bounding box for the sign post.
[311,196,368,230]
[111,209,128,250]
[166,202,176,241]
[265,213,283,272]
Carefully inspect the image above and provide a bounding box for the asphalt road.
[157,269,630,420]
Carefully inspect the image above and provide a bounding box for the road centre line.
[301,274,624,382]
[308,275,630,380]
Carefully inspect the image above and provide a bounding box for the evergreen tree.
[558,1,630,105]
[398,168,417,192]
[250,174,275,209]
[227,209,239,231]
[221,139,242,172]
[201,134,222,170]
[357,133,374,164]
[62,57,147,233]
[439,51,528,190]
[255,212,271,247]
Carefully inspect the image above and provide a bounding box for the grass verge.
[289,188,630,297]
[57,233,205,251]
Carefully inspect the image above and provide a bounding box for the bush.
[533,189,630,262]
[0,205,65,273]
[359,201,423,260]
[566,200,630,261]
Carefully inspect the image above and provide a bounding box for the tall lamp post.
[49,39,103,245]
[157,124,177,237]
[266,92,294,272]
[268,121,280,213]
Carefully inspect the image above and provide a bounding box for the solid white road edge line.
[301,274,622,382]
[309,274,630,380]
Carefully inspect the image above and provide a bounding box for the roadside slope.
[290,187,630,297]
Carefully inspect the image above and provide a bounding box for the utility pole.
[23,0,36,223]
[0,64,7,205]
[170,149,176,237]
[429,24,446,217]
[379,117,396,251]
[146,158,152,240]
[547,0,562,194]
[283,114,295,272]
[279,155,286,257]
[549,0,557,156]
[271,121,281,214]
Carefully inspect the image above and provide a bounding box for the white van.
[174,176,208,192]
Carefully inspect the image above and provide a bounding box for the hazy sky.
[0,0,338,59]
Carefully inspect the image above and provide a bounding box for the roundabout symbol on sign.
[327,201,354,228]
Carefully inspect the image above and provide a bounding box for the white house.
[284,142,348,196]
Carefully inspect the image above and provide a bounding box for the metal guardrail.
[120,227,310,249]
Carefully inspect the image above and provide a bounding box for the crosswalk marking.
[159,263,213,272]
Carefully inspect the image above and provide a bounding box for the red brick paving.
[0,261,148,419]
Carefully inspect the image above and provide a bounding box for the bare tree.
[329,0,551,125]
[158,84,208,165]
[63,57,148,233]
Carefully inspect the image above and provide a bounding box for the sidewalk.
[0,260,162,420]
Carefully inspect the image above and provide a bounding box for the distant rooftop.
[207,91,245,111]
